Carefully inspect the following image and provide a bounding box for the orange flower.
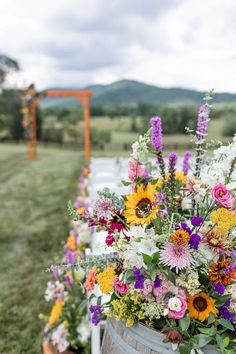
[208,257,236,285]
[188,292,218,322]
[84,269,97,292]
[171,229,190,246]
[49,299,62,325]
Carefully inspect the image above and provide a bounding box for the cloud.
[0,0,236,92]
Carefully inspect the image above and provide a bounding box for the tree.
[0,54,20,87]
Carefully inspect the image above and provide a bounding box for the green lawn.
[0,144,83,354]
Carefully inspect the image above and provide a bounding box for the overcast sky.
[0,0,236,92]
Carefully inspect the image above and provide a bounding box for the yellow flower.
[97,267,116,294]
[67,235,77,251]
[165,171,187,185]
[124,183,158,225]
[188,292,218,322]
[49,299,62,325]
[210,208,236,233]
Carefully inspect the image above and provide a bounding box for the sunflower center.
[193,296,208,312]
[135,198,152,218]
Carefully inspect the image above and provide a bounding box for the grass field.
[0,144,83,354]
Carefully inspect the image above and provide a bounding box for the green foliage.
[0,144,82,354]
[222,114,236,137]
[0,53,19,86]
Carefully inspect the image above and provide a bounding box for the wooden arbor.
[46,90,93,161]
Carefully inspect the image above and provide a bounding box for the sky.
[0,0,236,92]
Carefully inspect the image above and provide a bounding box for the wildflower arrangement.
[21,83,44,139]
[81,93,236,353]
[41,166,91,354]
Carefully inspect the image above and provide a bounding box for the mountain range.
[41,79,236,108]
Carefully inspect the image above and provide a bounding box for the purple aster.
[189,233,201,250]
[191,216,204,227]
[196,105,210,141]
[150,116,163,151]
[219,300,235,323]
[182,151,192,175]
[177,222,192,235]
[89,305,102,326]
[154,277,161,288]
[213,282,225,295]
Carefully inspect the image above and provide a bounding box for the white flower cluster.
[123,226,159,269]
[176,269,201,295]
[202,135,236,186]
[144,301,165,320]
[131,134,149,163]
[45,281,68,302]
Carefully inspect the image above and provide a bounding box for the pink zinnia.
[113,277,129,295]
[160,243,193,273]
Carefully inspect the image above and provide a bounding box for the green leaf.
[215,294,231,306]
[121,179,131,186]
[207,312,216,325]
[179,316,191,332]
[163,267,176,285]
[152,251,160,263]
[193,334,213,348]
[218,319,235,331]
[142,254,152,264]
[78,299,87,312]
[198,327,210,335]
[216,334,225,353]
[223,336,230,348]
[179,342,191,354]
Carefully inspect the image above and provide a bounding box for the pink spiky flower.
[160,242,194,273]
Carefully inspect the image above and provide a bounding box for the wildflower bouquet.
[82,93,236,353]
[42,167,91,354]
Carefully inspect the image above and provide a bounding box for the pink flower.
[167,295,187,319]
[160,243,194,273]
[153,275,178,301]
[142,279,153,298]
[128,158,146,182]
[211,184,232,208]
[113,277,129,295]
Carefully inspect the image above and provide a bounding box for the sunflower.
[124,183,158,225]
[188,292,218,322]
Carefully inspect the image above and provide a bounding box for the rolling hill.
[40,79,236,108]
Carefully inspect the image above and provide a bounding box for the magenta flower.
[160,242,194,273]
[150,116,163,151]
[105,234,115,247]
[113,277,129,295]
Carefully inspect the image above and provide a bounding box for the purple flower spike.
[213,282,225,295]
[182,151,192,174]
[191,216,204,227]
[189,233,201,250]
[150,117,163,151]
[64,274,73,287]
[168,152,178,172]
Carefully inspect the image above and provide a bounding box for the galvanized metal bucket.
[101,317,220,354]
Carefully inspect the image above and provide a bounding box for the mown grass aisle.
[0,144,83,354]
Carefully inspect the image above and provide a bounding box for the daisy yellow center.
[135,198,152,218]
[193,296,207,312]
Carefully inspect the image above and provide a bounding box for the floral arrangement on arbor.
[21,84,43,139]
[41,166,91,354]
[81,93,236,353]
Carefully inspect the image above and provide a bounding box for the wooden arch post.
[46,90,93,161]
